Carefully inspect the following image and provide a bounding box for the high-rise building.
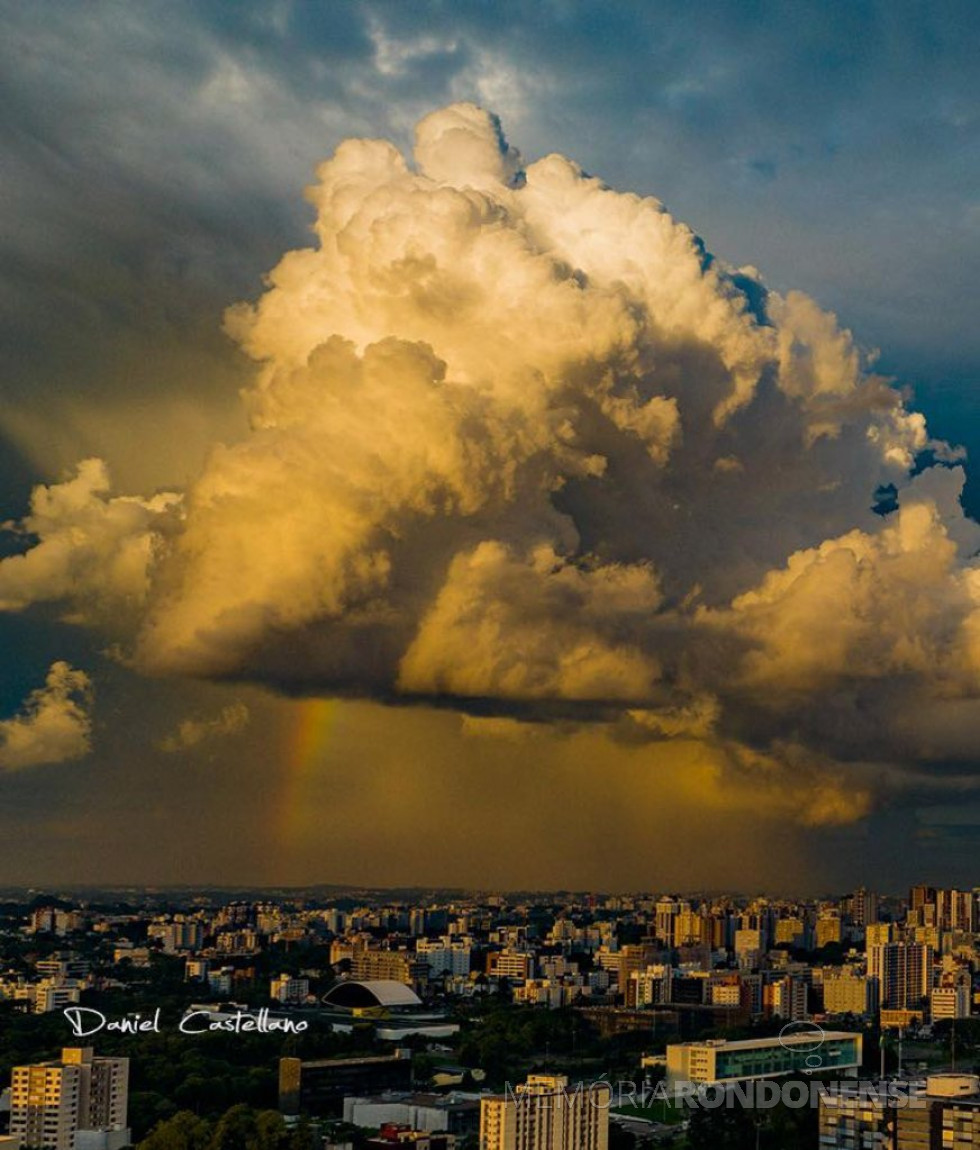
[673,909,703,947]
[910,886,937,915]
[816,914,843,949]
[416,938,472,978]
[733,929,764,964]
[935,889,976,934]
[9,1048,129,1150]
[845,888,879,929]
[628,965,672,1008]
[866,923,895,948]
[480,1075,608,1150]
[654,899,685,947]
[762,975,808,1021]
[148,917,204,954]
[868,942,932,1012]
[931,969,971,1021]
[774,917,806,948]
[822,970,879,1017]
[30,909,83,936]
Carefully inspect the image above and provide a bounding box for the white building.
[416,938,472,977]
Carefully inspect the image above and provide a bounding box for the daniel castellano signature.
[64,1006,309,1035]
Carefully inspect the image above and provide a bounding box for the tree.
[208,1105,260,1150]
[139,1110,212,1150]
[287,1117,319,1150]
[206,1105,290,1150]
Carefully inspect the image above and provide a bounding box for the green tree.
[255,1110,288,1150]
[287,1117,319,1150]
[139,1110,212,1150]
[208,1105,260,1150]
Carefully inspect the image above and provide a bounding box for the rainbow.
[275,698,342,864]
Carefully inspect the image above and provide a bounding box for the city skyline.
[3,3,980,891]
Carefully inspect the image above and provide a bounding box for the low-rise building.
[665,1031,862,1089]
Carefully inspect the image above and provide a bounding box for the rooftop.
[671,1031,860,1051]
[322,980,423,1009]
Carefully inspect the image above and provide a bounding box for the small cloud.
[460,715,543,741]
[0,662,93,771]
[159,701,250,753]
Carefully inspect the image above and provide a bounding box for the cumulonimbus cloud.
[2,103,979,822]
[0,662,93,771]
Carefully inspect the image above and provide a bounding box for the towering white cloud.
[0,662,93,771]
[1,103,978,819]
[0,458,178,624]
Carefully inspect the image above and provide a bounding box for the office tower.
[480,1075,609,1150]
[9,1048,129,1150]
